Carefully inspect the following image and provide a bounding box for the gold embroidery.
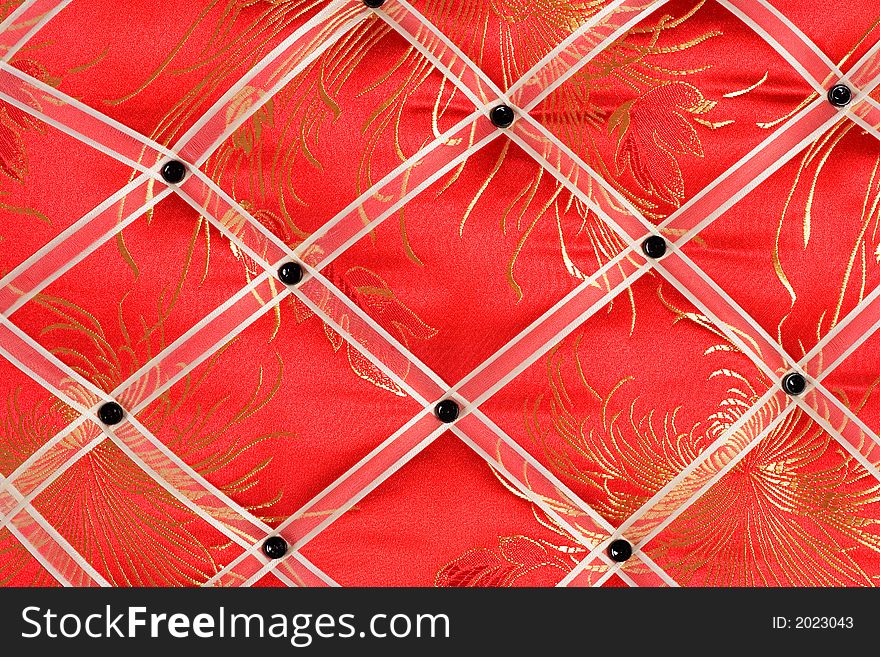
[773,120,880,348]
[520,280,770,524]
[650,406,880,586]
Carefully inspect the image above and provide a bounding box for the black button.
[607,539,633,562]
[160,160,187,184]
[489,105,515,128]
[364,0,385,7]
[782,372,807,396]
[97,401,125,426]
[277,262,303,285]
[434,399,460,423]
[827,84,852,107]
[642,235,667,259]
[262,536,288,559]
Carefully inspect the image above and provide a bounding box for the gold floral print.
[189,4,628,301]
[311,266,439,395]
[649,407,880,586]
[515,280,769,523]
[424,274,775,589]
[0,99,40,183]
[468,271,880,586]
[432,477,592,587]
[0,49,79,183]
[0,527,59,586]
[435,534,576,587]
[21,211,291,529]
[0,58,64,256]
[434,460,627,587]
[540,1,734,221]
[7,0,879,590]
[408,139,634,301]
[404,1,749,300]
[773,120,880,349]
[105,0,341,147]
[208,17,455,224]
[34,439,236,586]
[610,81,716,206]
[90,6,444,388]
[414,0,615,90]
[0,384,76,475]
[0,1,22,25]
[26,208,218,394]
[112,0,726,308]
[139,345,296,523]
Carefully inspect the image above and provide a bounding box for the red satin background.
[1,0,880,587]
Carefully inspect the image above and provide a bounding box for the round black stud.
[277,262,304,286]
[782,372,807,396]
[434,399,460,423]
[262,536,288,559]
[642,235,667,259]
[97,401,125,426]
[607,539,633,563]
[363,0,385,7]
[489,105,515,128]
[827,84,852,108]
[160,160,187,184]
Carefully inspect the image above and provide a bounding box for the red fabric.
[1,0,880,587]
